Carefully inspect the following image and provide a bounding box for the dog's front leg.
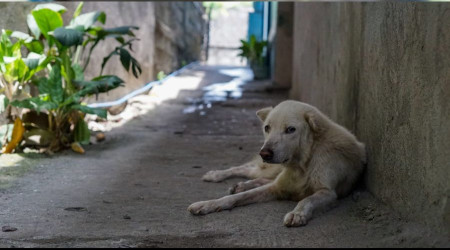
[188,184,277,215]
[283,189,337,227]
[229,178,273,194]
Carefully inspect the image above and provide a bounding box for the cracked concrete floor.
[0,65,448,248]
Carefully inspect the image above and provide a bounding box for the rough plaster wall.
[357,3,450,233]
[62,2,156,103]
[154,2,205,76]
[290,2,449,232]
[273,2,294,88]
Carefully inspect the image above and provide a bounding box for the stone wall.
[287,2,449,232]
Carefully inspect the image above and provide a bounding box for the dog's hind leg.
[229,178,273,194]
[188,183,278,215]
[283,189,337,227]
[202,157,263,182]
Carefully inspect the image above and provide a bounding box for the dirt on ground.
[0,65,448,248]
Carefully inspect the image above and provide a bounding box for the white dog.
[188,100,366,227]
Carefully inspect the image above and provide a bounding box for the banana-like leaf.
[69,11,106,31]
[73,2,84,19]
[4,58,29,83]
[27,14,41,39]
[31,8,63,43]
[73,118,90,145]
[11,97,58,113]
[37,64,64,104]
[33,3,67,14]
[53,27,84,47]
[24,40,44,54]
[74,75,124,97]
[23,52,41,70]
[71,104,107,118]
[10,31,33,43]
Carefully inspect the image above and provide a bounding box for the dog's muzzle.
[259,148,274,162]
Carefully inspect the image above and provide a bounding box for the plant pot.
[250,62,269,80]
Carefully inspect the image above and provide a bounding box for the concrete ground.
[0,65,448,248]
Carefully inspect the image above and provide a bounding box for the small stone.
[238,146,243,150]
[123,215,131,220]
[96,132,106,142]
[2,226,17,232]
[64,207,87,212]
[192,165,202,169]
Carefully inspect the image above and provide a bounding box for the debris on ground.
[2,226,17,232]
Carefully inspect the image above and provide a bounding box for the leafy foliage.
[238,35,267,66]
[0,2,142,153]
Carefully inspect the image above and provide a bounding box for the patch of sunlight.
[202,67,253,102]
[183,67,253,115]
[0,153,42,189]
[150,71,205,103]
[88,70,205,131]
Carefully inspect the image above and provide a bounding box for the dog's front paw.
[283,211,309,227]
[202,170,227,182]
[188,201,222,215]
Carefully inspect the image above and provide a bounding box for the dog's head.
[256,100,322,165]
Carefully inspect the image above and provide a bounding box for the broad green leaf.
[130,56,142,78]
[74,75,124,97]
[10,31,33,43]
[53,27,84,47]
[33,3,67,14]
[37,64,63,104]
[31,9,63,41]
[119,48,130,70]
[5,58,29,83]
[73,2,84,19]
[27,14,41,39]
[71,104,107,118]
[72,63,84,81]
[101,26,138,36]
[23,52,41,70]
[69,11,106,31]
[11,97,58,113]
[24,40,44,54]
[73,118,90,145]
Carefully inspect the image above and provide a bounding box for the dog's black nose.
[259,149,274,162]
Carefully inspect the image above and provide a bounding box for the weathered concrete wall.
[272,2,293,88]
[154,2,205,76]
[65,2,157,102]
[289,2,449,233]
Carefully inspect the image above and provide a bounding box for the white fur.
[189,100,366,227]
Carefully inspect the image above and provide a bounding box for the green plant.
[2,2,142,152]
[0,29,50,120]
[238,34,267,66]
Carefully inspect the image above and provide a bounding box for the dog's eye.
[285,126,296,134]
[264,125,270,133]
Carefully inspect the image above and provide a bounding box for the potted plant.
[238,34,268,80]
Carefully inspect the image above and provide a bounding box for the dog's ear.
[256,107,272,122]
[304,111,321,134]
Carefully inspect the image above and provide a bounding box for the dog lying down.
[188,100,366,227]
